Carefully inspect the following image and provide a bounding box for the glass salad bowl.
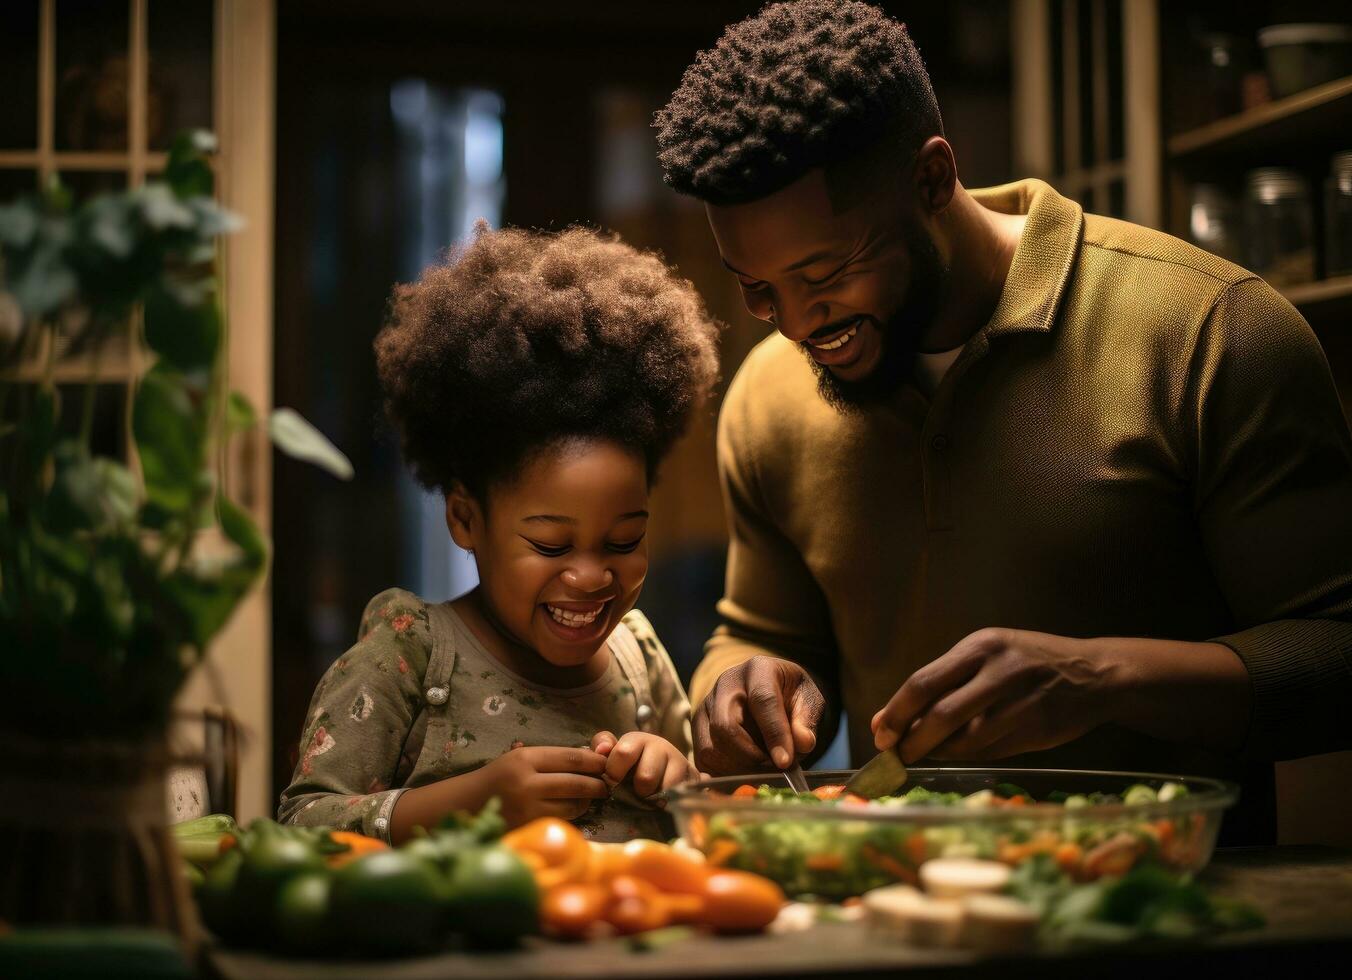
[668,768,1237,901]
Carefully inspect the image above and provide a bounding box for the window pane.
[148,0,213,150]
[59,169,127,202]
[55,0,130,152]
[0,169,39,202]
[0,3,40,149]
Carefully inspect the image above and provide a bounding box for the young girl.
[278,223,720,844]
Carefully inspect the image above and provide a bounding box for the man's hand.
[475,746,611,826]
[871,628,1252,764]
[693,656,825,774]
[590,731,698,797]
[871,628,1116,763]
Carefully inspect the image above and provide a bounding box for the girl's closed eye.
[607,535,645,555]
[524,538,570,557]
[522,535,646,557]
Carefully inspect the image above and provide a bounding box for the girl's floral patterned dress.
[278,589,693,842]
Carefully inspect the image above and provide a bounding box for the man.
[654,0,1352,843]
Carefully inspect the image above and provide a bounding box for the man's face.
[706,166,948,409]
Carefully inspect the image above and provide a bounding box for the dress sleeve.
[621,609,694,764]
[276,589,433,841]
[689,365,841,715]
[1189,278,1352,759]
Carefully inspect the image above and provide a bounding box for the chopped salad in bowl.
[668,769,1237,901]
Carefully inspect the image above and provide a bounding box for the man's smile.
[803,315,878,374]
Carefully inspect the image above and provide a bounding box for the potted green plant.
[0,132,350,941]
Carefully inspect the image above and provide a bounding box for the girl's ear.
[445,483,481,552]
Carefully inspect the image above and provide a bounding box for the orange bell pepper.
[502,817,592,890]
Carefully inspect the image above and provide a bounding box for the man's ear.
[445,483,481,552]
[913,135,957,216]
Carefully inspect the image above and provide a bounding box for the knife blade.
[783,761,811,794]
[843,747,909,799]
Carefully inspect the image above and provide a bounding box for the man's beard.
[808,229,948,412]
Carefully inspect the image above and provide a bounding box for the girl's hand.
[590,730,697,798]
[475,746,611,826]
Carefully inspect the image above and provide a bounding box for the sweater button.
[425,686,448,705]
[931,434,949,452]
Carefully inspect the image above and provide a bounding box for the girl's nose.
[561,562,614,593]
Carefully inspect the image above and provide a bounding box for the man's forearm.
[1104,636,1251,753]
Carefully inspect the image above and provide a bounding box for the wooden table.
[207,846,1352,980]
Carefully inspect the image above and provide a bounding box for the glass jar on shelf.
[1188,183,1243,264]
[1326,151,1352,278]
[1243,167,1315,287]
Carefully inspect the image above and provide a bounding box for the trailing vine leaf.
[218,494,267,571]
[8,222,76,317]
[160,497,267,648]
[83,193,138,259]
[133,365,205,517]
[0,200,39,248]
[159,560,251,650]
[45,442,137,534]
[144,282,221,371]
[227,390,257,433]
[21,386,59,478]
[165,130,216,199]
[268,407,354,480]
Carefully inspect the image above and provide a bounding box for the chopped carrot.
[218,834,237,855]
[861,844,918,884]
[1152,819,1175,848]
[706,839,741,867]
[812,785,847,801]
[1000,830,1059,864]
[843,793,870,805]
[904,832,928,866]
[732,784,758,798]
[805,853,845,871]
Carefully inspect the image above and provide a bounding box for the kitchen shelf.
[1168,75,1352,161]
[1281,275,1352,319]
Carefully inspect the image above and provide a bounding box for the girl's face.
[447,439,650,669]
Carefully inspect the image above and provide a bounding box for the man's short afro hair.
[655,0,942,204]
[374,222,720,498]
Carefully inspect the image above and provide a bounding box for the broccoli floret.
[1123,785,1159,806]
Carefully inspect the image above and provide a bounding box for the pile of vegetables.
[689,781,1213,901]
[501,817,785,941]
[173,806,789,957]
[172,805,538,957]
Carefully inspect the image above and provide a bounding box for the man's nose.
[774,299,830,344]
[741,284,828,342]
